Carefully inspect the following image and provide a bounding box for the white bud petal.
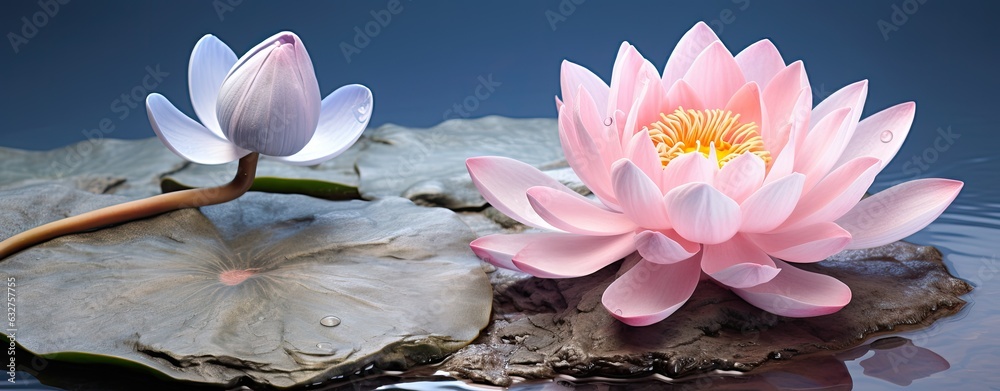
[216,31,321,156]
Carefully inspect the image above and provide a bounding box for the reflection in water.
[374,337,946,391]
[872,155,1000,389]
[852,338,950,387]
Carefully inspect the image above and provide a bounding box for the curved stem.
[0,153,259,260]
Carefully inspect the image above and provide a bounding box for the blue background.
[0,0,997,156]
[3,2,1000,390]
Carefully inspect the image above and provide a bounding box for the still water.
[9,150,999,390]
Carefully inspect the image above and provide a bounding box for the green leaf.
[161,176,360,200]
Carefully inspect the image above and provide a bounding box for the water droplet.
[354,99,371,123]
[880,130,893,143]
[257,316,264,321]
[316,342,334,352]
[320,315,341,327]
[603,117,613,126]
[614,309,623,316]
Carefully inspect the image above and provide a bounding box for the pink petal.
[763,130,797,186]
[558,101,618,208]
[618,70,659,145]
[662,22,721,89]
[619,68,660,146]
[732,259,851,317]
[715,152,765,204]
[682,41,746,109]
[513,233,636,278]
[783,157,881,229]
[711,263,782,290]
[837,179,963,249]
[663,79,705,111]
[835,102,915,169]
[794,107,853,191]
[470,232,558,271]
[271,84,371,166]
[702,234,779,288]
[526,186,636,236]
[661,152,717,190]
[809,80,868,142]
[762,61,810,154]
[576,85,625,166]
[188,34,237,138]
[724,82,767,141]
[734,39,785,88]
[634,230,700,264]
[626,129,665,187]
[560,60,609,114]
[146,93,250,164]
[607,42,646,117]
[611,159,671,230]
[602,256,702,326]
[740,173,805,233]
[748,222,852,263]
[466,156,576,230]
[665,182,741,244]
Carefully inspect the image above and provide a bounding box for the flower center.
[219,268,259,286]
[647,107,771,168]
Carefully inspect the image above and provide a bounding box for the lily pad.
[161,176,361,201]
[356,116,568,209]
[0,138,186,197]
[0,182,492,388]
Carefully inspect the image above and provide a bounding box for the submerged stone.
[440,241,971,386]
[0,183,492,388]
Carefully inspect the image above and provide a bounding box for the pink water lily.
[467,22,962,326]
[146,31,373,166]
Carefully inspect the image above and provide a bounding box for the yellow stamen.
[648,107,771,168]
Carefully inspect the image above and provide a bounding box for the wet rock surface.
[441,241,971,386]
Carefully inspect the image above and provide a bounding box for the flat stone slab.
[440,241,971,386]
[0,183,492,388]
[0,138,186,197]
[356,116,565,209]
[162,136,368,193]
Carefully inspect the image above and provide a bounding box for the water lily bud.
[216,31,321,156]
